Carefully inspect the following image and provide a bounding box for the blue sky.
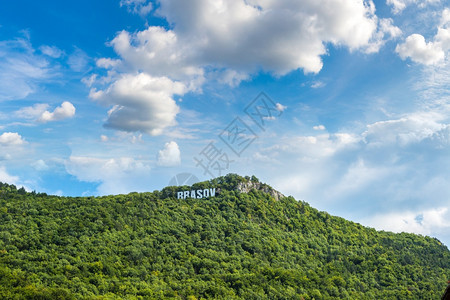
[1,0,450,246]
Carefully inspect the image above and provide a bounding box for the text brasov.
[177,188,216,199]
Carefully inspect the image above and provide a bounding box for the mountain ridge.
[0,174,449,299]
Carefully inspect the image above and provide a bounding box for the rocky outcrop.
[236,180,285,201]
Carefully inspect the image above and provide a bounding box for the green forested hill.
[0,174,449,299]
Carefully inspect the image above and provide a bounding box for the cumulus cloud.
[65,156,152,195]
[396,9,450,65]
[109,27,204,82]
[38,101,76,123]
[396,34,445,65]
[157,141,181,166]
[14,102,75,123]
[152,0,382,74]
[90,73,184,135]
[90,0,401,135]
[0,132,26,146]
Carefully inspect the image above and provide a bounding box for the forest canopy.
[0,174,449,299]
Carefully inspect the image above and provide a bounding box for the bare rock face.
[236,180,285,201]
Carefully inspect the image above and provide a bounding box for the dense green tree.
[0,174,448,299]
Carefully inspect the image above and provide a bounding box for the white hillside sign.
[177,188,216,199]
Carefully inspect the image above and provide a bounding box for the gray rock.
[236,180,285,201]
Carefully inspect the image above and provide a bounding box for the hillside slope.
[0,174,449,299]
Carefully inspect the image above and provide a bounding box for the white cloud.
[313,125,326,130]
[396,9,450,65]
[0,166,20,185]
[253,151,278,163]
[97,0,395,84]
[157,141,181,166]
[0,167,30,191]
[386,0,407,14]
[14,102,75,123]
[15,103,49,120]
[82,74,98,87]
[0,132,26,146]
[364,207,450,236]
[365,18,402,53]
[109,27,204,83]
[130,134,143,144]
[67,48,89,72]
[152,0,382,74]
[65,156,152,195]
[442,7,450,25]
[386,0,439,14]
[326,158,393,197]
[428,124,450,147]
[379,18,402,38]
[250,99,450,236]
[0,38,54,101]
[215,69,250,87]
[39,45,63,58]
[38,101,76,123]
[98,131,145,144]
[396,34,445,65]
[0,133,27,163]
[96,58,121,69]
[90,73,184,135]
[32,159,49,171]
[311,81,325,89]
[436,28,450,52]
[362,111,445,146]
[91,0,400,135]
[275,103,287,112]
[120,0,153,16]
[260,133,361,163]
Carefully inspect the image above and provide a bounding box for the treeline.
[0,175,449,299]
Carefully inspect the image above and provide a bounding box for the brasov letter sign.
[177,188,216,199]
